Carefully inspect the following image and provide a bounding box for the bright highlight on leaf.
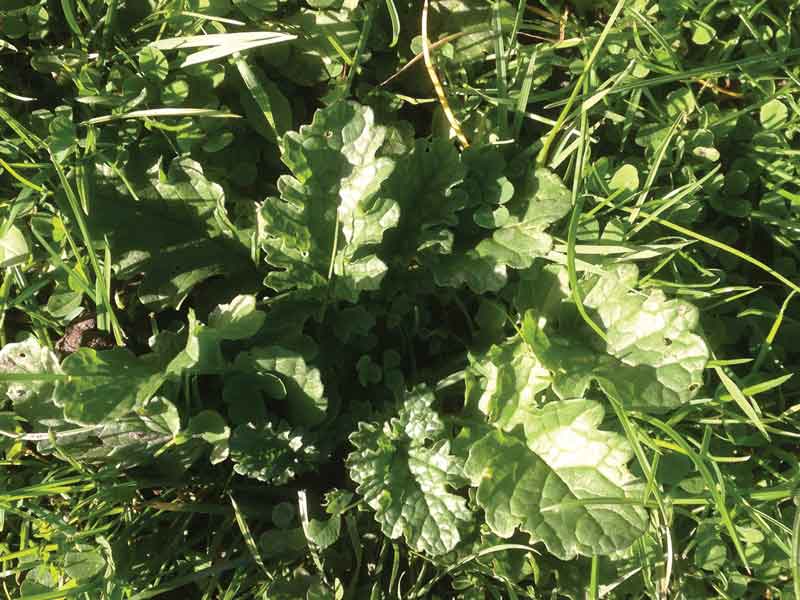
[521,263,710,411]
[464,398,648,559]
[149,31,297,67]
[347,388,472,556]
[261,101,398,302]
[0,337,62,421]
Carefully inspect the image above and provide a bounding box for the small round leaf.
[690,21,716,45]
[760,99,788,129]
[609,164,640,192]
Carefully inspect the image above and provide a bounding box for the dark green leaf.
[234,346,327,426]
[90,158,257,309]
[229,422,317,484]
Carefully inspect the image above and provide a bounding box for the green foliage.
[0,0,798,597]
[234,346,327,426]
[464,399,647,559]
[90,157,258,310]
[229,422,318,483]
[55,347,164,425]
[347,388,472,556]
[261,102,398,302]
[521,262,710,411]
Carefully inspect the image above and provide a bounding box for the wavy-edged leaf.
[347,388,472,556]
[384,138,466,256]
[429,167,569,293]
[229,422,318,484]
[475,168,571,270]
[464,398,647,559]
[466,337,550,432]
[581,263,709,407]
[517,262,709,411]
[262,102,399,302]
[261,101,398,302]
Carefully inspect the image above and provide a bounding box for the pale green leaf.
[690,21,716,45]
[464,398,647,559]
[138,46,169,81]
[520,263,709,411]
[0,337,62,424]
[466,338,550,432]
[694,522,728,571]
[305,515,341,550]
[208,294,266,340]
[262,102,398,302]
[347,388,472,556]
[430,250,508,294]
[48,115,76,162]
[429,166,569,293]
[609,164,639,192]
[475,168,571,271]
[0,224,29,267]
[63,548,106,580]
[140,396,181,437]
[582,263,709,408]
[665,88,696,117]
[760,99,788,129]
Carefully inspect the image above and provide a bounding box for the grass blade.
[713,365,770,441]
[229,494,270,579]
[639,414,751,573]
[628,112,684,224]
[82,108,241,125]
[384,0,400,48]
[537,0,627,166]
[616,206,800,296]
[149,31,296,50]
[180,37,296,67]
[60,0,85,43]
